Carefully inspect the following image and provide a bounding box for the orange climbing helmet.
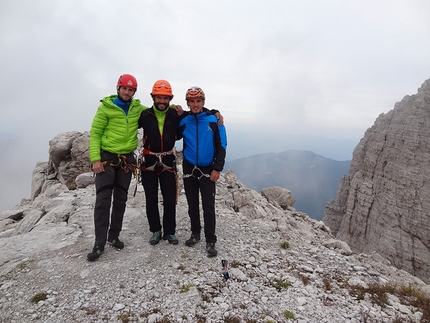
[117,74,138,90]
[185,86,205,101]
[151,80,173,97]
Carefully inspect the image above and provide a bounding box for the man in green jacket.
[87,74,145,261]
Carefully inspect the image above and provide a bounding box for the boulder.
[261,186,295,209]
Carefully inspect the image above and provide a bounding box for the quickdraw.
[133,154,144,197]
[183,165,211,180]
[102,154,140,196]
[91,154,139,192]
[102,154,137,175]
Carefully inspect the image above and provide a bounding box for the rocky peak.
[0,131,429,322]
[323,78,430,285]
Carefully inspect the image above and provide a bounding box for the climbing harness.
[102,154,138,176]
[91,153,137,178]
[90,152,142,200]
[139,148,179,203]
[182,165,211,180]
[141,148,176,175]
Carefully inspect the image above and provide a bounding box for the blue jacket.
[178,109,227,171]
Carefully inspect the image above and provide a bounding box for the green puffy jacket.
[89,95,147,162]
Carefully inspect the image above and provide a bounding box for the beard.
[154,102,169,111]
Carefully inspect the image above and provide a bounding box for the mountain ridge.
[225,150,350,220]
[0,131,429,322]
[323,78,430,285]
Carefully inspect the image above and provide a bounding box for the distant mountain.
[224,131,357,161]
[224,150,350,220]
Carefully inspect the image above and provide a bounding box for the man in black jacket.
[138,81,223,247]
[138,80,181,245]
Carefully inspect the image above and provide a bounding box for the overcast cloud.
[1,0,430,211]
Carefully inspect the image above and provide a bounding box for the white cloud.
[0,0,429,210]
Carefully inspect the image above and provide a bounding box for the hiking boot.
[163,234,179,245]
[108,236,124,249]
[149,231,162,245]
[185,233,201,247]
[87,246,104,261]
[206,243,218,257]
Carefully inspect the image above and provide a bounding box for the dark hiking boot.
[206,243,218,257]
[185,233,201,247]
[163,234,179,245]
[87,246,104,261]
[108,236,124,249]
[149,231,162,245]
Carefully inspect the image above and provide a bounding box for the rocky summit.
[323,79,430,286]
[0,132,429,323]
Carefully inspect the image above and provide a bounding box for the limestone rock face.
[1,132,430,322]
[31,131,91,200]
[49,131,91,189]
[323,78,430,284]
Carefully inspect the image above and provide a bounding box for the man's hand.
[92,160,104,174]
[215,112,224,125]
[210,170,220,182]
[173,105,184,116]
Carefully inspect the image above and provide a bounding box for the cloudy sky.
[1,0,430,211]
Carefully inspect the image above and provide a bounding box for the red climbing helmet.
[117,74,138,90]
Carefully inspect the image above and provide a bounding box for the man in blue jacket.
[139,81,223,247]
[177,86,227,257]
